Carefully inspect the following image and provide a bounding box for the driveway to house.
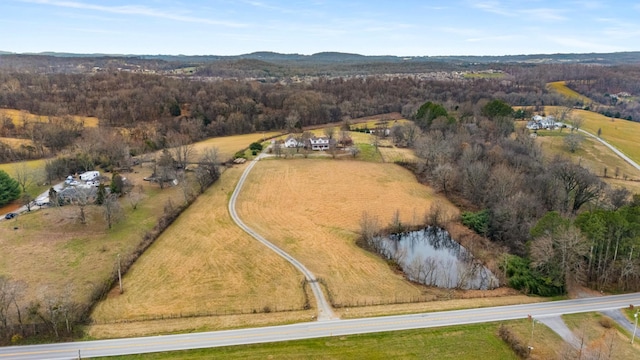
[577,128,640,172]
[0,182,64,220]
[228,152,336,321]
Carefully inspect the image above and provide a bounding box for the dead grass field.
[0,136,34,149]
[543,106,640,165]
[192,132,281,160]
[547,81,594,105]
[562,313,640,359]
[0,108,99,127]
[235,159,466,306]
[535,130,640,184]
[90,164,306,324]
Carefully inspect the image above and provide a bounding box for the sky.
[1,0,639,56]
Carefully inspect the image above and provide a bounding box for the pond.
[375,227,499,290]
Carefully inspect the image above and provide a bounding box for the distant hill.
[5,50,639,65]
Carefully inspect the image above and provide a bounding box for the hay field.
[379,147,417,163]
[0,108,99,127]
[544,106,640,165]
[192,132,281,160]
[535,131,640,181]
[235,159,461,306]
[547,81,594,104]
[91,164,306,324]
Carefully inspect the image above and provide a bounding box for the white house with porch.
[307,136,330,150]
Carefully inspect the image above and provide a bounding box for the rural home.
[526,115,563,130]
[284,135,300,148]
[307,136,331,151]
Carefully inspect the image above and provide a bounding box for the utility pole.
[632,311,638,345]
[117,254,123,294]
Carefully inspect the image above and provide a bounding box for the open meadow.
[534,129,640,190]
[0,108,99,127]
[89,164,308,329]
[547,81,594,105]
[234,158,464,306]
[542,106,640,166]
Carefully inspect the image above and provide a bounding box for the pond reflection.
[375,227,498,290]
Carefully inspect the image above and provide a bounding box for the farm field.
[534,130,640,183]
[235,159,465,306]
[0,108,99,127]
[547,81,594,105]
[97,322,519,360]
[90,164,307,328]
[544,106,640,165]
[191,132,282,160]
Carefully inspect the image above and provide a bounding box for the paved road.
[2,292,639,359]
[228,153,336,321]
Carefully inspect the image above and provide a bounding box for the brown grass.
[543,106,640,165]
[535,130,640,183]
[192,132,282,160]
[90,164,306,324]
[235,159,463,306]
[547,81,594,105]
[0,108,99,127]
[562,313,640,359]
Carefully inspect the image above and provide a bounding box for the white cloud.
[469,1,512,16]
[520,8,566,22]
[20,0,247,27]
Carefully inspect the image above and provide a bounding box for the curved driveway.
[228,154,335,321]
[577,128,640,172]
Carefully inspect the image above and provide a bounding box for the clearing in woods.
[546,81,594,105]
[235,159,464,306]
[0,108,99,127]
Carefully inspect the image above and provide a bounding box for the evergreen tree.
[0,170,20,206]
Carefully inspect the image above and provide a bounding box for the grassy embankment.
[96,322,518,360]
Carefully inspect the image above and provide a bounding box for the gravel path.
[228,153,337,321]
[537,315,582,349]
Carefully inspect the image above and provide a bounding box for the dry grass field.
[535,130,640,182]
[543,106,640,165]
[547,81,594,105]
[0,108,99,127]
[562,313,640,359]
[192,132,281,160]
[0,136,34,149]
[90,164,307,325]
[234,159,466,306]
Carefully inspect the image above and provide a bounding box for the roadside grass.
[95,322,518,360]
[89,164,306,327]
[544,106,640,165]
[234,159,465,306]
[547,81,594,105]
[0,108,99,127]
[562,312,640,359]
[505,318,567,360]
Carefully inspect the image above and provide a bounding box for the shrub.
[498,324,529,359]
[461,209,489,236]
